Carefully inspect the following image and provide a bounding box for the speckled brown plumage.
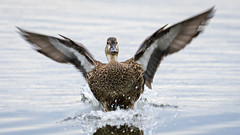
[87,58,144,111]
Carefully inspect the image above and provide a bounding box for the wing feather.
[134,7,215,89]
[17,27,96,79]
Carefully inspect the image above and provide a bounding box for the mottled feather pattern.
[87,59,144,110]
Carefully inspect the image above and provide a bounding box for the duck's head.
[105,37,119,62]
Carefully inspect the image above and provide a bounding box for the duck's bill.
[110,44,118,54]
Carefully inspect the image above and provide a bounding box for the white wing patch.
[49,38,95,72]
[136,24,182,72]
[135,42,157,71]
[74,51,95,72]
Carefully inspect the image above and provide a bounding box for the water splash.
[79,85,101,110]
[60,86,178,134]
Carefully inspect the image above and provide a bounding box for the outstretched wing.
[134,7,215,89]
[17,27,96,79]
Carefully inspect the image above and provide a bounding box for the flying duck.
[17,7,214,111]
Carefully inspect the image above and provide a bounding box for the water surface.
[0,0,240,134]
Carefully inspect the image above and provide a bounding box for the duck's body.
[88,59,144,110]
[17,7,214,111]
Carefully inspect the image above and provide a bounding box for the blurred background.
[0,0,240,134]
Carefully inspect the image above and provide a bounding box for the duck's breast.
[87,59,144,106]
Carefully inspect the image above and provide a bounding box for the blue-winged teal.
[18,7,214,111]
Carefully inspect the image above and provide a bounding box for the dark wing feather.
[134,7,215,89]
[17,27,96,78]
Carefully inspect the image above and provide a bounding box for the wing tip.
[145,80,152,89]
[16,26,24,32]
[206,6,216,20]
[16,26,28,37]
[16,27,42,50]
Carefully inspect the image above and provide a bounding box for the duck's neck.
[106,54,118,62]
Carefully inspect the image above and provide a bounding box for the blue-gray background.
[0,0,240,134]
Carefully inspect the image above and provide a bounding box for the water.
[1,0,240,134]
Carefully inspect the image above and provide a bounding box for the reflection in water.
[60,102,178,134]
[94,124,144,135]
[60,109,149,134]
[60,87,178,134]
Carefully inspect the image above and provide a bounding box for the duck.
[17,7,214,111]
